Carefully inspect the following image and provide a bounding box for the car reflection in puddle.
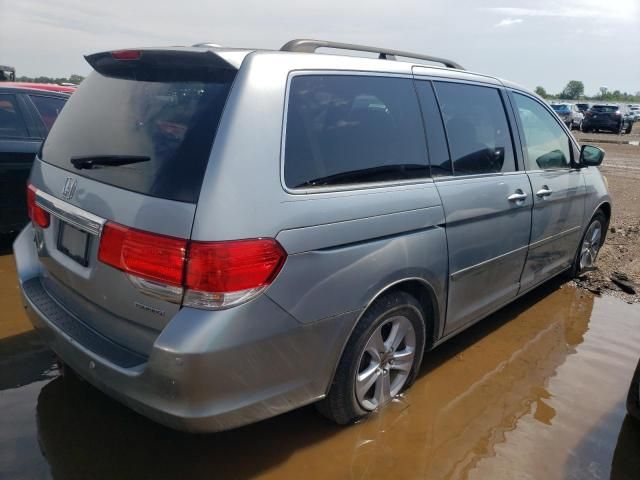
[2,269,640,480]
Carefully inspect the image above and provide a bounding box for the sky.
[1,0,638,95]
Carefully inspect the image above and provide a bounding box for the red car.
[2,82,76,94]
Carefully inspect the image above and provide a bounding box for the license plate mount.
[57,221,90,266]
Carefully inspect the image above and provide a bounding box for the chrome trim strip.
[433,171,528,182]
[450,245,528,280]
[35,190,106,235]
[528,225,582,249]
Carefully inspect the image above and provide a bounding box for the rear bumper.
[14,225,354,432]
[583,118,621,130]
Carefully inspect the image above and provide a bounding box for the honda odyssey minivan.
[14,40,611,432]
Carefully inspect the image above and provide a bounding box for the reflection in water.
[1,276,639,479]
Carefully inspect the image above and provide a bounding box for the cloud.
[494,18,523,27]
[485,1,639,22]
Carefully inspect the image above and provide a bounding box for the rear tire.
[568,210,607,278]
[316,291,426,425]
[625,123,633,134]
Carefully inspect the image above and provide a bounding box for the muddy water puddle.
[1,249,640,480]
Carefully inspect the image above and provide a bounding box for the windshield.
[551,105,570,112]
[40,71,235,203]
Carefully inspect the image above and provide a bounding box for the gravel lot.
[572,124,640,301]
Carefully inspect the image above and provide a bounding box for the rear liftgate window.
[284,75,429,189]
[40,50,236,203]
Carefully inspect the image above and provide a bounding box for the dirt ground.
[571,124,640,302]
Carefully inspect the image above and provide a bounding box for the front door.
[415,79,533,335]
[510,92,586,292]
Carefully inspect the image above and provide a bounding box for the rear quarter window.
[283,75,429,190]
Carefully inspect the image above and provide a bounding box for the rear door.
[509,91,586,291]
[29,49,236,356]
[414,79,533,335]
[0,93,42,232]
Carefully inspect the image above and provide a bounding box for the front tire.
[316,291,426,425]
[569,210,607,278]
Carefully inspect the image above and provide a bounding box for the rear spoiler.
[84,48,237,82]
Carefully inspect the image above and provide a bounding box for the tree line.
[14,74,85,85]
[535,81,640,102]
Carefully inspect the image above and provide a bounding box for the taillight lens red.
[186,239,286,293]
[98,222,187,286]
[97,222,287,309]
[111,50,141,60]
[27,184,50,228]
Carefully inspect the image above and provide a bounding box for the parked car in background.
[575,103,592,114]
[14,40,610,432]
[551,103,584,130]
[0,86,68,233]
[1,82,76,94]
[0,65,16,81]
[582,104,634,134]
[628,105,640,122]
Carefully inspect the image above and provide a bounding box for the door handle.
[508,190,528,202]
[536,186,553,198]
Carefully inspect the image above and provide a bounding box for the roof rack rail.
[192,42,222,48]
[280,39,464,70]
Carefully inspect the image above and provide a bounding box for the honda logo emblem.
[61,177,77,200]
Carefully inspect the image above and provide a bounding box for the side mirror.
[580,145,605,167]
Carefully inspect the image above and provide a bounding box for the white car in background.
[628,105,640,122]
[551,102,584,130]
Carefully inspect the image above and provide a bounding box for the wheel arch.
[323,277,441,395]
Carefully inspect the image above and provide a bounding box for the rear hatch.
[29,48,237,357]
[588,105,621,123]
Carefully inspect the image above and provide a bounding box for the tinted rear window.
[29,95,67,132]
[284,75,428,189]
[0,94,29,139]
[434,82,515,176]
[591,105,619,113]
[40,71,234,203]
[551,104,570,112]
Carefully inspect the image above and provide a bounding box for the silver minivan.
[14,40,611,432]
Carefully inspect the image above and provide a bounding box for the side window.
[29,95,66,132]
[0,94,29,139]
[434,82,515,176]
[513,93,571,170]
[415,80,451,176]
[284,75,428,189]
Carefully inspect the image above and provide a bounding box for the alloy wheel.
[580,220,603,270]
[354,315,416,411]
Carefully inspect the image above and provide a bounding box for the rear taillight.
[111,50,141,60]
[98,222,287,310]
[27,184,50,228]
[98,222,187,286]
[184,239,286,309]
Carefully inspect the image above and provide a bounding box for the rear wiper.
[70,155,150,170]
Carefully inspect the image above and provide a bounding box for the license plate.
[57,221,90,266]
